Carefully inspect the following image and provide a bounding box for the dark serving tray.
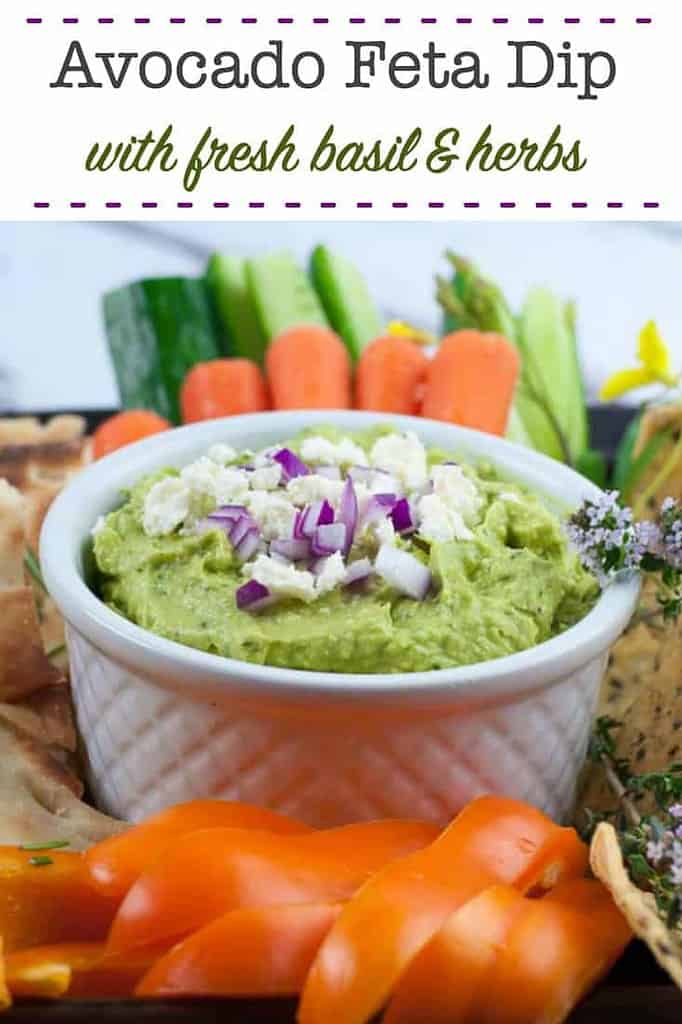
[4,405,680,1022]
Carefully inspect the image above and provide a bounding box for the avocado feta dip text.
[92,427,599,674]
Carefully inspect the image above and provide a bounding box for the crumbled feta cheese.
[287,474,345,508]
[301,435,368,467]
[247,491,297,541]
[253,446,279,469]
[417,493,473,544]
[374,517,397,547]
[245,554,317,603]
[370,432,428,491]
[207,443,237,465]
[249,464,282,491]
[431,465,482,523]
[180,458,250,507]
[91,515,107,537]
[315,552,347,595]
[143,477,191,537]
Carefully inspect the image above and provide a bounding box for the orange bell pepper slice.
[137,902,342,998]
[5,942,160,1000]
[84,799,311,914]
[384,878,632,1023]
[299,796,588,1024]
[0,848,115,954]
[106,819,438,957]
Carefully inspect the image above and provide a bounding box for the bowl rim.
[40,410,640,709]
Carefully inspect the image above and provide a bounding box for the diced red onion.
[361,493,397,531]
[236,579,274,611]
[315,465,342,481]
[234,526,261,564]
[273,448,310,482]
[209,505,249,523]
[229,514,259,547]
[375,545,432,601]
[299,500,334,539]
[311,522,347,557]
[348,465,374,486]
[338,478,358,555]
[345,558,373,586]
[270,538,311,562]
[391,498,415,535]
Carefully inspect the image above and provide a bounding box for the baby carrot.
[355,337,429,415]
[421,330,521,436]
[180,359,269,424]
[266,326,352,410]
[92,411,171,460]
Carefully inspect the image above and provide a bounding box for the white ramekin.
[41,412,639,827]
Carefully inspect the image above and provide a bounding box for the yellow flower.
[386,320,437,348]
[600,321,678,401]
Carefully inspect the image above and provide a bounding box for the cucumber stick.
[103,278,220,424]
[517,288,589,463]
[206,254,266,365]
[310,245,383,360]
[246,252,328,341]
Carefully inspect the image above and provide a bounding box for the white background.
[0,0,677,219]
[2,220,680,411]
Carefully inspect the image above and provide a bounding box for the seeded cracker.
[591,823,682,989]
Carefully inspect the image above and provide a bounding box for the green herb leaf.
[20,840,70,852]
[29,855,54,867]
[24,547,46,592]
[46,643,66,662]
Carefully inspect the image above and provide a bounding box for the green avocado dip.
[92,426,599,674]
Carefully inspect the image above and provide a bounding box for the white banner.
[0,0,675,219]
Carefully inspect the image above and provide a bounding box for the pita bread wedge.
[591,823,682,989]
[0,437,124,847]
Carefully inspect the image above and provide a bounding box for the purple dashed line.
[177,202,193,209]
[385,17,401,23]
[278,17,294,23]
[285,202,301,209]
[643,202,660,209]
[456,17,473,23]
[564,17,581,24]
[536,202,553,209]
[213,202,230,209]
[313,17,329,23]
[32,200,663,213]
[528,17,544,24]
[429,202,445,209]
[572,202,588,209]
[63,17,79,24]
[492,17,509,24]
[500,202,516,209]
[607,202,623,208]
[249,202,265,209]
[206,18,222,24]
[356,202,373,209]
[26,17,42,23]
[392,202,408,209]
[34,202,49,209]
[98,16,114,23]
[141,202,158,209]
[134,17,150,24]
[463,202,480,209]
[349,17,366,24]
[321,202,337,209]
[70,202,86,209]
[242,17,257,24]
[600,17,616,24]
[105,202,121,209]
[170,17,186,24]
[421,17,438,24]
[636,17,653,23]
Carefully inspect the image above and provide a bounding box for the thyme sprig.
[586,717,682,930]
